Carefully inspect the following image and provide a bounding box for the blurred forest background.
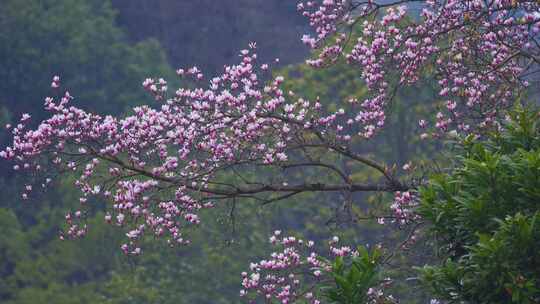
[0,1,436,303]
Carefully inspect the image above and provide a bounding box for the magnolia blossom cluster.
[388,191,420,225]
[242,232,378,304]
[240,232,326,304]
[0,42,397,252]
[298,0,351,48]
[366,283,398,304]
[300,0,540,138]
[241,233,399,304]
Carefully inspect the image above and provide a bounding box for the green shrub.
[418,108,540,303]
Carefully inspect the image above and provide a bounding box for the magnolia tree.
[2,0,540,303]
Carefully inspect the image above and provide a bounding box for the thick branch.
[91,150,408,200]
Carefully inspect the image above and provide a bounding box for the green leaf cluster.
[321,246,383,304]
[418,107,540,303]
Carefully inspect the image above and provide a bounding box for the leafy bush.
[418,108,540,303]
[321,246,384,304]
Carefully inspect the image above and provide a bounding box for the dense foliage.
[419,108,540,303]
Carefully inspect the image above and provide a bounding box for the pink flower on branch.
[299,0,540,137]
[241,232,397,304]
[1,45,406,253]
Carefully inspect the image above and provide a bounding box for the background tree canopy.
[109,0,308,74]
